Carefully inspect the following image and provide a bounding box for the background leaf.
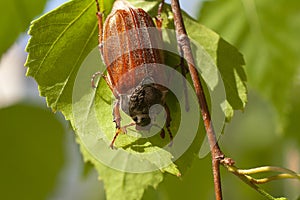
[199,0,300,130]
[0,104,64,200]
[79,139,165,200]
[185,17,247,122]
[0,0,47,57]
[199,1,300,198]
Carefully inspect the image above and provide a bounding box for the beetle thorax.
[128,84,164,127]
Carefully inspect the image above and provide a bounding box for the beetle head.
[129,84,165,127]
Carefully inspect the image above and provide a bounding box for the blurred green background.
[0,0,299,199]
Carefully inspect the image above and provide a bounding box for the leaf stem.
[170,1,225,199]
[228,165,300,184]
[236,166,300,177]
[246,173,300,184]
[222,164,299,199]
[223,165,278,199]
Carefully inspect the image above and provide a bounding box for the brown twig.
[170,0,225,199]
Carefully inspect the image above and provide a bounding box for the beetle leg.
[93,1,120,95]
[158,0,165,17]
[93,1,113,90]
[155,3,163,31]
[110,99,122,149]
[95,0,103,46]
[91,71,102,88]
[163,103,173,146]
[160,128,165,139]
[166,57,190,112]
[178,57,190,112]
[110,101,138,148]
[120,122,136,134]
[91,71,115,93]
[155,0,164,38]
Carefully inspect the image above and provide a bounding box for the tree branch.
[170,1,226,199]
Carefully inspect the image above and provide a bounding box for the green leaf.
[25,0,246,199]
[25,0,98,119]
[184,14,247,122]
[0,104,64,200]
[79,138,165,200]
[26,0,175,199]
[199,0,300,129]
[0,0,47,57]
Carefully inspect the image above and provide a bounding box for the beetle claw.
[120,127,128,134]
[110,128,122,149]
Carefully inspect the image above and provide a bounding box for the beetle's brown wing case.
[101,2,166,94]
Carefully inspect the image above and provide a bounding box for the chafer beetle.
[92,0,172,148]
